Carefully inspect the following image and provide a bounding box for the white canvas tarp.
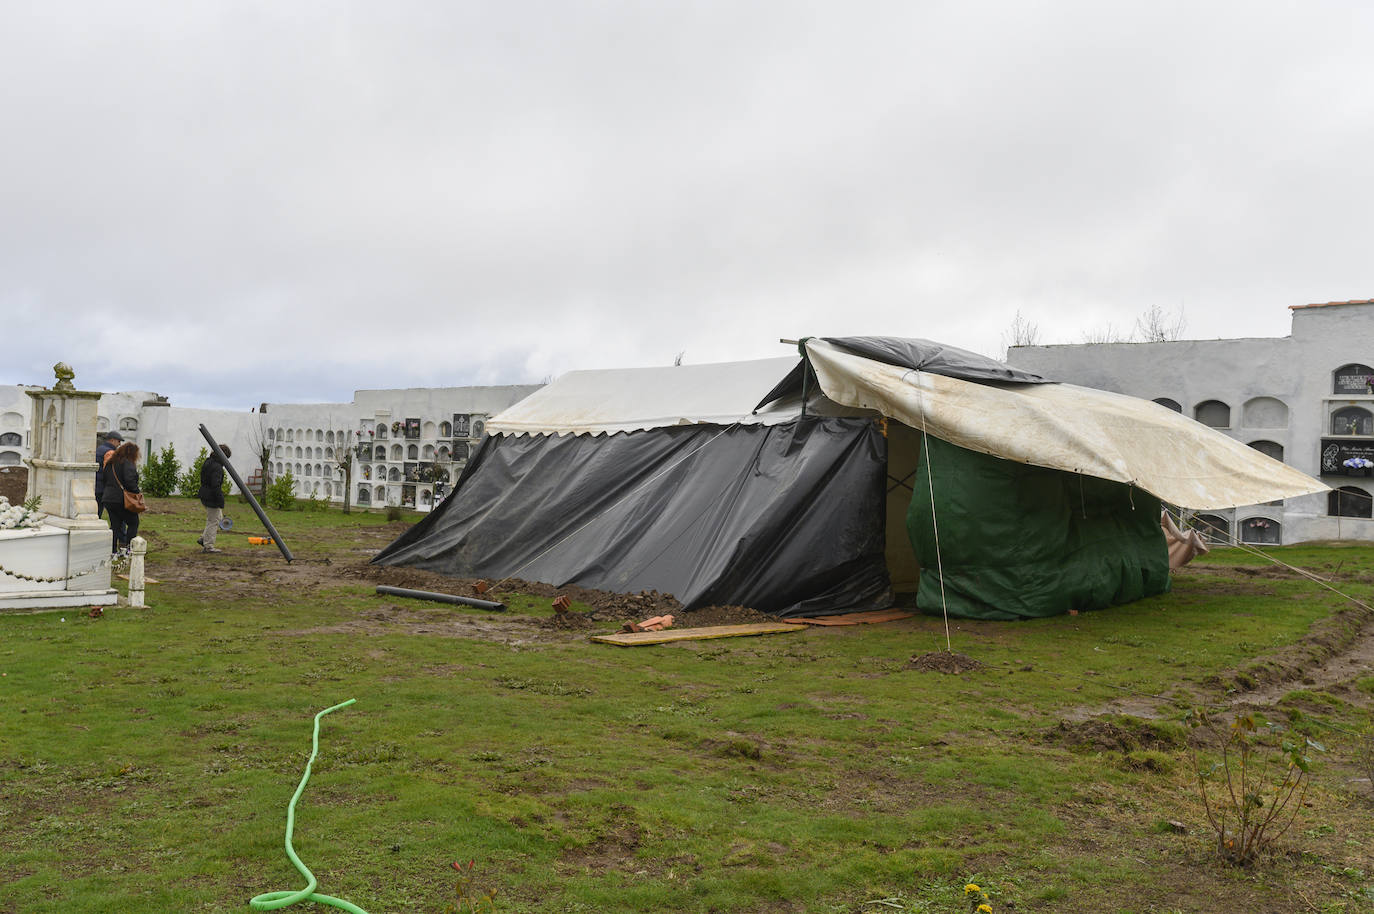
[487,357,800,436]
[804,339,1326,510]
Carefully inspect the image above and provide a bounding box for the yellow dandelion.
[978,905,993,914]
[965,884,981,895]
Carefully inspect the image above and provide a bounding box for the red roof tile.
[1289,298,1374,310]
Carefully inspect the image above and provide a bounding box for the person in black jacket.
[100,442,142,555]
[93,430,123,519]
[197,444,231,554]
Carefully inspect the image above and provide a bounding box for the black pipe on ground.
[375,584,506,611]
[198,424,295,564]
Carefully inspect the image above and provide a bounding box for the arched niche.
[1193,513,1230,542]
[119,417,139,432]
[1332,406,1373,436]
[423,420,437,438]
[1333,363,1374,395]
[1239,517,1281,545]
[407,444,419,460]
[388,466,401,481]
[1152,398,1182,413]
[357,486,371,505]
[1328,486,1372,518]
[390,444,403,461]
[1247,440,1283,462]
[0,432,22,447]
[1193,401,1230,429]
[0,451,20,466]
[1242,397,1288,429]
[440,421,452,437]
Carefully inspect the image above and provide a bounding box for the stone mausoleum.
[1007,298,1374,545]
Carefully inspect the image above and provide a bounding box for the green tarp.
[907,436,1171,620]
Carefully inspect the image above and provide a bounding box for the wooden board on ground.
[788,609,914,626]
[591,622,803,646]
[117,574,161,584]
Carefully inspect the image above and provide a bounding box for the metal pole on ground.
[198,424,294,564]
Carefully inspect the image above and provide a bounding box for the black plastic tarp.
[373,417,892,616]
[755,336,1051,412]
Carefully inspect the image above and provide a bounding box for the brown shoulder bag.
[109,462,147,513]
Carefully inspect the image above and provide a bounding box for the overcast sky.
[3,2,1372,408]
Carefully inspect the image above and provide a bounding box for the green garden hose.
[249,699,369,913]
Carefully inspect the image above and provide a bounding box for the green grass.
[2,498,1373,913]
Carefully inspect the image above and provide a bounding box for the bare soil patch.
[905,650,982,674]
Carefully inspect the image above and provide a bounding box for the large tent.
[374,337,1326,620]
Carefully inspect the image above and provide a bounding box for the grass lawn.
[2,497,1374,913]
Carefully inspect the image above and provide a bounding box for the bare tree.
[1002,310,1040,355]
[243,410,272,503]
[1080,323,1129,344]
[1135,305,1187,342]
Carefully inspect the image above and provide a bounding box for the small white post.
[128,536,147,608]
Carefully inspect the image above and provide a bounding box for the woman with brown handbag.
[101,442,144,556]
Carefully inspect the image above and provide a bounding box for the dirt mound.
[1045,716,1183,753]
[905,651,983,674]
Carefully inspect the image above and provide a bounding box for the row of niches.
[354,485,437,508]
[355,442,472,463]
[1192,514,1285,545]
[1152,364,1374,430]
[272,461,457,485]
[93,416,140,433]
[359,463,453,484]
[345,416,488,442]
[1192,486,1373,546]
[266,427,352,444]
[1153,397,1288,429]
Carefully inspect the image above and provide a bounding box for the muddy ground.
[144,522,779,641]
[143,524,1374,713]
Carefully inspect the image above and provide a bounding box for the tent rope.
[909,369,952,653]
[1187,516,1373,615]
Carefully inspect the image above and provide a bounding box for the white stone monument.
[0,363,119,610]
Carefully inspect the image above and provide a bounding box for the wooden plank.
[788,609,914,626]
[591,622,803,646]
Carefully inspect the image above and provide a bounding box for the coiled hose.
[249,699,369,913]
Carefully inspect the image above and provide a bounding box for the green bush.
[141,445,181,497]
[178,447,208,498]
[180,448,234,499]
[265,472,297,511]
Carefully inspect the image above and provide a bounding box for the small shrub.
[444,859,497,913]
[385,505,403,522]
[142,445,181,497]
[265,472,297,511]
[178,447,209,498]
[1185,708,1323,865]
[302,489,328,512]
